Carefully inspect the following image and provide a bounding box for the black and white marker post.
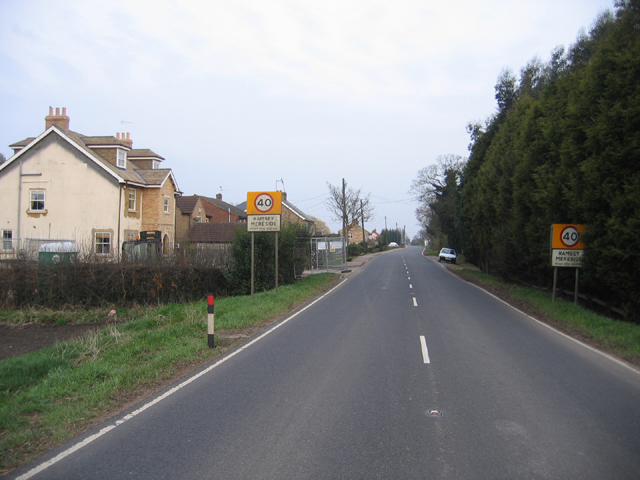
[207,293,215,348]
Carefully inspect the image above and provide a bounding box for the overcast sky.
[0,0,614,239]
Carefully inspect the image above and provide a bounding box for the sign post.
[550,224,586,304]
[247,191,282,298]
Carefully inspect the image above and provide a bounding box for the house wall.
[208,206,240,223]
[141,177,176,248]
[175,197,207,248]
[0,133,142,256]
[281,206,315,234]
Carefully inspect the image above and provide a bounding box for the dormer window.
[152,160,159,169]
[117,149,127,168]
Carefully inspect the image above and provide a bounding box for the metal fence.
[294,237,346,277]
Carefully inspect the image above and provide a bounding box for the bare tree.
[325,179,374,241]
[409,154,466,207]
[0,152,6,166]
[309,216,332,236]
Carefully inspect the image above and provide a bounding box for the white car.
[438,248,457,264]
[388,242,399,248]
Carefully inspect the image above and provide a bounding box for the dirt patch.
[0,324,104,360]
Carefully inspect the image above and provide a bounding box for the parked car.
[438,248,457,264]
[388,242,399,248]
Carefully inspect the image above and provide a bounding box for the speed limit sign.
[560,226,580,248]
[246,191,282,215]
[551,224,585,250]
[254,193,274,212]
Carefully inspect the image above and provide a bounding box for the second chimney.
[45,107,70,131]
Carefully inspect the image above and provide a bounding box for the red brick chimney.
[216,193,222,200]
[116,132,133,148]
[45,107,70,131]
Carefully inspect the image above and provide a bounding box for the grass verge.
[0,273,339,475]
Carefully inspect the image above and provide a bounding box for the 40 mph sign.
[247,191,282,215]
[247,191,282,232]
[551,224,585,267]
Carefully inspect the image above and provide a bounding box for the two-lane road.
[10,246,640,479]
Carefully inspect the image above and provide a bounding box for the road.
[10,246,640,479]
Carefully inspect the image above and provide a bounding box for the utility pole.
[342,178,347,245]
[361,199,366,253]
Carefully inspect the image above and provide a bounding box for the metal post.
[251,232,255,300]
[552,267,558,303]
[207,294,215,348]
[275,231,279,294]
[574,268,579,305]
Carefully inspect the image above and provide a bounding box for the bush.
[347,243,365,257]
[0,260,229,309]
[225,223,312,295]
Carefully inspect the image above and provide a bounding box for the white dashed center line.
[420,336,431,364]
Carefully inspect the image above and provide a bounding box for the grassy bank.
[0,273,338,474]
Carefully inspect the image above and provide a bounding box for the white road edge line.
[464,278,640,376]
[413,297,418,307]
[15,279,349,480]
[420,336,431,364]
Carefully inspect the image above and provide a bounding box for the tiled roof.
[283,199,314,223]
[176,195,199,214]
[198,195,247,219]
[136,169,173,186]
[63,129,148,185]
[82,135,130,147]
[128,149,164,160]
[187,222,246,243]
[5,125,177,190]
[9,137,35,149]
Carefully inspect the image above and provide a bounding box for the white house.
[0,107,180,259]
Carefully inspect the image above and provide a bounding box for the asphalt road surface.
[10,246,640,479]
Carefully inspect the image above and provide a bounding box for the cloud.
[2,0,603,110]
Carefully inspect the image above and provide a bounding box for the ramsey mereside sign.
[246,191,282,232]
[551,224,585,267]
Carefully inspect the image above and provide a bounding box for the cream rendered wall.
[0,133,142,255]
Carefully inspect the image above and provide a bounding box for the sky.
[0,0,615,240]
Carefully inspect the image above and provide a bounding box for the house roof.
[198,195,247,219]
[128,149,164,160]
[3,125,180,192]
[187,223,246,243]
[176,195,200,214]
[283,198,315,223]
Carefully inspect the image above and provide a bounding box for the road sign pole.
[552,267,558,303]
[575,268,580,305]
[275,231,279,294]
[251,232,255,301]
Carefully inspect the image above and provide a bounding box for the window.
[164,197,169,213]
[128,188,136,211]
[117,149,127,168]
[94,232,111,255]
[152,160,159,169]
[30,190,45,211]
[2,230,13,251]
